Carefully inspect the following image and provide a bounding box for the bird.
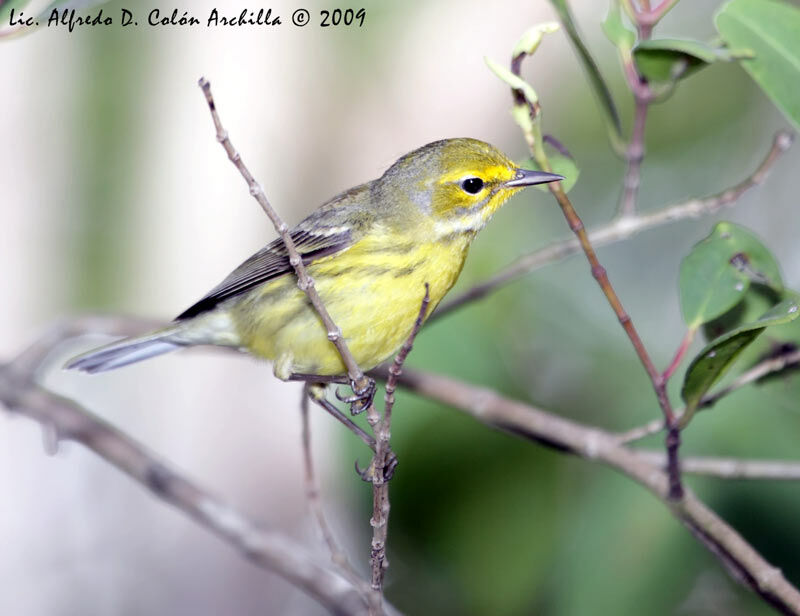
[66,138,562,380]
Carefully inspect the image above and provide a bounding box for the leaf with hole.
[715,0,800,130]
[679,222,783,329]
[680,299,800,427]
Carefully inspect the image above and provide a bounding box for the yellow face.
[376,138,562,236]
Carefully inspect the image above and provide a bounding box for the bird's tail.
[65,326,185,374]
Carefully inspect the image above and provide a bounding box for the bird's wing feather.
[175,227,353,320]
[175,184,373,321]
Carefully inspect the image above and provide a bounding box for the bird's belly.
[230,237,469,378]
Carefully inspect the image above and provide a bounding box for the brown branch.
[434,131,793,321]
[617,347,800,444]
[386,366,800,614]
[637,451,800,480]
[197,78,369,395]
[365,285,430,615]
[0,346,375,616]
[506,51,683,498]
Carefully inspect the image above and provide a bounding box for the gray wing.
[175,184,372,320]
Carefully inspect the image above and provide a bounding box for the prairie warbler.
[67,138,562,378]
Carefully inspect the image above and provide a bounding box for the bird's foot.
[355,448,398,482]
[335,377,376,415]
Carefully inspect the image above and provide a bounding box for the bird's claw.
[335,377,376,415]
[355,449,398,482]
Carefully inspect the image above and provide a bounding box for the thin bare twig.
[300,384,363,586]
[636,451,800,480]
[197,78,369,395]
[617,347,800,444]
[365,285,430,614]
[387,366,800,614]
[434,131,793,321]
[0,350,372,615]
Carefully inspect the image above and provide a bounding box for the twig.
[197,78,369,396]
[636,451,800,480]
[365,285,430,614]
[300,384,363,586]
[386,366,800,614]
[508,50,683,498]
[662,329,695,382]
[619,94,649,217]
[0,351,373,615]
[617,347,800,444]
[434,131,793,321]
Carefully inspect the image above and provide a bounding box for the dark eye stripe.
[461,177,484,194]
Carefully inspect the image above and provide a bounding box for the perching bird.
[67,138,562,379]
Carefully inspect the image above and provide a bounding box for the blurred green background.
[2,0,799,614]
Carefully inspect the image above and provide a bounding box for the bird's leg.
[306,383,376,451]
[334,377,376,415]
[306,384,398,481]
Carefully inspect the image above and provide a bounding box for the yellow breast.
[229,231,472,378]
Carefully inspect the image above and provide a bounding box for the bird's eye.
[460,177,484,194]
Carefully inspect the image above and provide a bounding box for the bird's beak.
[504,168,564,188]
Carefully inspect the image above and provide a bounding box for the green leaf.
[679,222,783,329]
[513,22,560,58]
[485,57,539,106]
[548,0,623,141]
[702,284,780,341]
[715,0,800,130]
[602,0,636,52]
[520,146,579,194]
[633,38,750,84]
[680,298,800,427]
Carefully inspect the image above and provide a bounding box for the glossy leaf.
[633,38,749,84]
[602,0,635,52]
[680,298,800,427]
[715,0,800,130]
[548,0,623,140]
[679,222,783,329]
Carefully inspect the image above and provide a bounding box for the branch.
[434,130,794,321]
[364,285,430,614]
[617,347,800,444]
[386,366,800,614]
[197,78,369,395]
[0,343,375,616]
[637,451,800,480]
[506,50,683,498]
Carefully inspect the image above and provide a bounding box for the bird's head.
[376,138,563,237]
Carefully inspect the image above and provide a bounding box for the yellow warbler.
[67,138,561,378]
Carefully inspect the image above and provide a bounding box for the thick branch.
[0,359,372,616]
[386,366,800,614]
